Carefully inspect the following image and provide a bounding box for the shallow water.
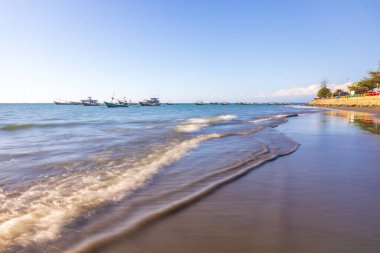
[0,103,317,252]
[100,112,380,253]
[324,110,380,134]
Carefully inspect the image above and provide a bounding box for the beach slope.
[102,112,380,253]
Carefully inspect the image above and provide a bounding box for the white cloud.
[270,82,351,97]
[272,84,319,97]
[329,82,351,91]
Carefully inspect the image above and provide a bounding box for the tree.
[317,80,332,98]
[360,79,377,92]
[368,71,380,90]
[349,69,380,93]
[348,83,359,92]
[333,89,344,96]
[355,86,370,94]
[368,70,380,82]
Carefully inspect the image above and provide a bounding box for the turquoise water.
[0,103,317,252]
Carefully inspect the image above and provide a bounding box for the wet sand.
[101,112,380,253]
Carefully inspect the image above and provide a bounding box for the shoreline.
[310,105,380,116]
[101,112,380,253]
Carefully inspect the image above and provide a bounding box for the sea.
[0,103,318,252]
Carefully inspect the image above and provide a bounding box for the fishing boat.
[81,97,101,106]
[104,101,128,108]
[104,97,129,108]
[236,102,254,105]
[139,97,161,106]
[54,100,81,105]
[221,101,229,105]
[194,100,204,105]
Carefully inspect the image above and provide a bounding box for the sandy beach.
[98,111,380,253]
[312,105,380,116]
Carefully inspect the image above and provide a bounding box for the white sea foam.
[0,133,223,250]
[249,114,290,124]
[217,115,237,121]
[175,115,237,133]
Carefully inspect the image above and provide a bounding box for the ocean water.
[0,103,317,252]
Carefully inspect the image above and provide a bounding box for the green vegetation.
[317,80,332,98]
[333,89,344,96]
[316,65,380,98]
[348,69,380,94]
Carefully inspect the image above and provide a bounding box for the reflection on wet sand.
[325,110,380,134]
[99,113,380,253]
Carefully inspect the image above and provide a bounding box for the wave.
[249,113,298,124]
[0,122,84,131]
[0,113,299,252]
[0,133,227,250]
[63,117,299,253]
[67,138,299,253]
[175,115,237,133]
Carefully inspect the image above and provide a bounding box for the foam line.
[67,143,299,253]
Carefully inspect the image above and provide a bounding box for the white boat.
[54,100,81,105]
[139,97,161,106]
[81,97,101,106]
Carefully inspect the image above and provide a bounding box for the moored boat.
[104,101,129,108]
[236,102,255,105]
[194,100,204,105]
[139,98,161,106]
[54,100,81,105]
[81,97,101,106]
[104,96,129,108]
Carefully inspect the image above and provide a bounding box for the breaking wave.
[175,115,237,133]
[0,133,224,250]
[0,112,303,252]
[249,113,298,124]
[67,133,299,253]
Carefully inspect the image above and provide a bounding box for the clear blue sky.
[0,0,379,102]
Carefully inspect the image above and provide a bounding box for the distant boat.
[54,100,81,105]
[194,100,204,105]
[104,101,128,108]
[236,102,255,105]
[104,97,129,108]
[210,102,220,105]
[139,97,161,106]
[81,97,101,106]
[166,102,175,105]
[221,101,229,105]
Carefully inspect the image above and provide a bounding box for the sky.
[0,0,379,103]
